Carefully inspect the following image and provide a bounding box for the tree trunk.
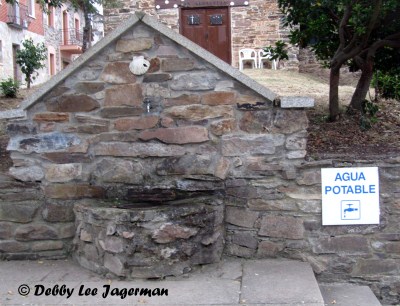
[82,2,91,53]
[349,59,374,111]
[329,65,341,121]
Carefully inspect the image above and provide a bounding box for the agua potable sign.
[321,167,380,225]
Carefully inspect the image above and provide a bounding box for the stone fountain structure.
[4,12,313,278]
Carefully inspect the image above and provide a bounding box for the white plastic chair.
[258,50,277,70]
[239,48,258,70]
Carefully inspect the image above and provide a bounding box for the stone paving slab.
[0,258,327,305]
[320,283,382,306]
[0,258,241,305]
[240,260,325,306]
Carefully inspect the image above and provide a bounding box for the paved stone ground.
[0,258,325,305]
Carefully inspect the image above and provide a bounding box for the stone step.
[4,258,384,305]
[240,259,325,305]
[320,283,382,306]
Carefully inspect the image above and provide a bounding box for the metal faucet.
[143,97,151,113]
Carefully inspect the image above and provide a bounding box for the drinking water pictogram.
[341,200,361,220]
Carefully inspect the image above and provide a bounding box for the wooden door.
[180,7,231,64]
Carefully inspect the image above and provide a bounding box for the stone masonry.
[103,0,299,69]
[73,195,224,278]
[0,13,399,304]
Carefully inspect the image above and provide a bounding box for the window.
[74,18,80,41]
[28,0,35,18]
[62,10,68,44]
[47,6,54,27]
[49,53,55,76]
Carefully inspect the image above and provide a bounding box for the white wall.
[0,22,48,87]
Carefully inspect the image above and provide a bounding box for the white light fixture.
[156,4,160,9]
[230,1,235,5]
[244,1,249,5]
[165,0,169,4]
[173,3,178,7]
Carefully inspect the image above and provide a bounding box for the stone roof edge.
[20,13,142,111]
[0,109,27,120]
[140,13,277,102]
[20,11,280,112]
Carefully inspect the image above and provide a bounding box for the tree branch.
[337,4,353,52]
[356,31,400,59]
[364,0,383,44]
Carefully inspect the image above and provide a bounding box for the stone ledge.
[280,96,315,108]
[0,109,26,120]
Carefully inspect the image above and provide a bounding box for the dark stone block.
[41,153,92,164]
[226,207,259,228]
[143,73,172,83]
[100,107,144,118]
[46,95,100,112]
[2,250,67,260]
[7,123,37,136]
[42,201,75,222]
[74,82,105,94]
[44,184,105,200]
[225,243,255,258]
[0,222,13,239]
[232,232,258,249]
[0,201,41,223]
[161,58,195,72]
[259,215,304,240]
[147,58,160,73]
[352,259,399,276]
[311,236,370,254]
[15,224,58,241]
[0,240,29,252]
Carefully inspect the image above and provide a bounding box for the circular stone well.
[73,195,224,279]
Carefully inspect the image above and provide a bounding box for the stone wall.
[223,156,400,304]
[0,173,72,259]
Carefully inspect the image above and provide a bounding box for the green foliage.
[278,0,400,66]
[16,38,47,89]
[278,0,400,119]
[360,100,379,130]
[263,40,289,62]
[0,77,20,98]
[372,46,400,100]
[373,69,400,100]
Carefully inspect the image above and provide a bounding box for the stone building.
[104,0,299,69]
[0,0,85,86]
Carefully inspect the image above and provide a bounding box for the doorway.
[63,11,69,45]
[12,44,20,82]
[180,7,231,64]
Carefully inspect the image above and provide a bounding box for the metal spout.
[143,97,152,113]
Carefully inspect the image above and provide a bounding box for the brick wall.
[0,0,44,35]
[27,1,45,36]
[230,0,282,68]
